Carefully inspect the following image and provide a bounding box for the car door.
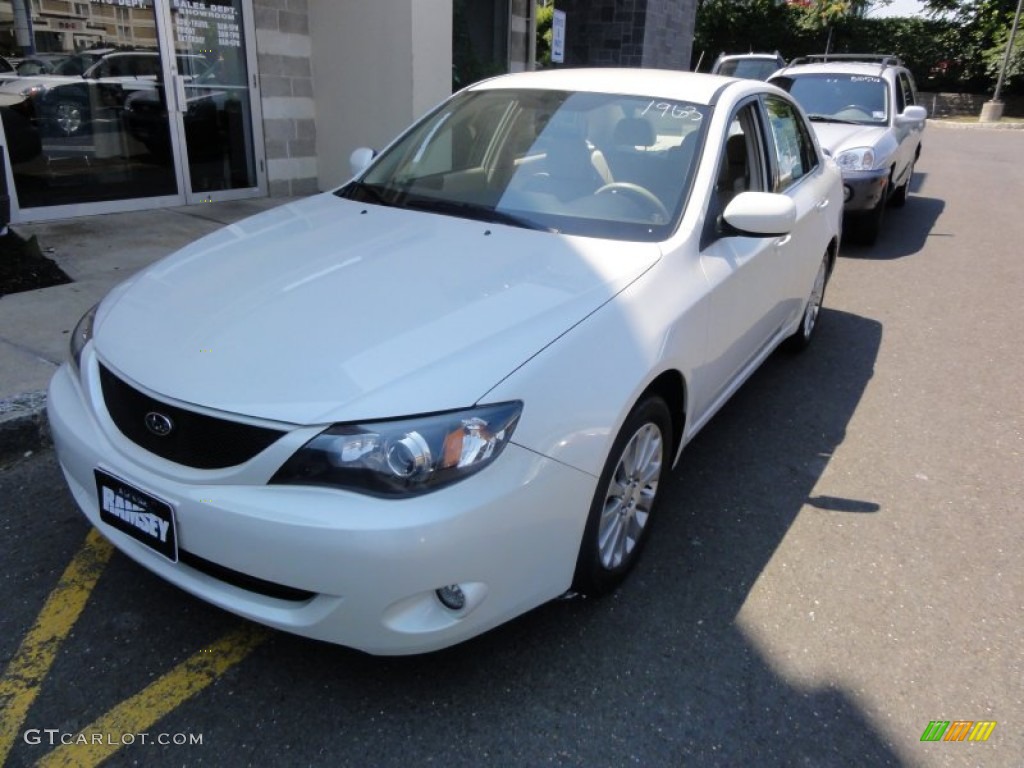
[697,100,783,411]
[760,94,836,326]
[892,71,922,184]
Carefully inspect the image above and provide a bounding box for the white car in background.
[770,54,927,244]
[710,51,786,80]
[48,68,842,654]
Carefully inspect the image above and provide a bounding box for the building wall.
[309,0,453,191]
[557,0,696,71]
[253,0,320,197]
[642,0,696,70]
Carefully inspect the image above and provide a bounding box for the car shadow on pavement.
[225,308,896,766]
[841,179,945,261]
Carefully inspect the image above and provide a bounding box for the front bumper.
[841,168,889,213]
[47,357,595,655]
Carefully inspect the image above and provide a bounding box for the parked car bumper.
[841,168,889,212]
[47,359,594,655]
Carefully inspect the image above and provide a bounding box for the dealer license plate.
[95,469,178,562]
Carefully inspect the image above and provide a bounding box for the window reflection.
[0,0,257,210]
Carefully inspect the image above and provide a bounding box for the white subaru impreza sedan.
[48,69,842,654]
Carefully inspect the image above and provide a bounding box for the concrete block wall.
[253,0,320,197]
[641,0,696,71]
[561,0,649,67]
[558,0,696,71]
[920,92,1024,118]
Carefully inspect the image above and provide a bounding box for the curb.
[0,390,50,465]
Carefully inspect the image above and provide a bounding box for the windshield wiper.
[402,198,553,232]
[807,114,862,125]
[336,180,392,206]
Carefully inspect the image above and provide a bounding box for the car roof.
[777,55,905,79]
[717,53,781,61]
[467,68,744,106]
[780,62,899,75]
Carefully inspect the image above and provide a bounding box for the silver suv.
[770,54,927,245]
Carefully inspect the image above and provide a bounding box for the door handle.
[816,198,830,211]
[172,74,187,113]
[775,234,792,247]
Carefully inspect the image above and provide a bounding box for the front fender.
[482,263,706,477]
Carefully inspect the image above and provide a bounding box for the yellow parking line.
[37,624,267,768]
[0,528,114,765]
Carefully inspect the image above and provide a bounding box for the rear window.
[715,59,781,80]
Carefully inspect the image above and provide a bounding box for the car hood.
[95,194,661,425]
[812,122,888,157]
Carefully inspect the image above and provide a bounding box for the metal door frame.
[155,0,266,205]
[6,0,265,223]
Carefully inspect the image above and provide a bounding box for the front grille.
[99,364,286,469]
[179,548,315,602]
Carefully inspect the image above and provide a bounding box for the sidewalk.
[0,197,296,463]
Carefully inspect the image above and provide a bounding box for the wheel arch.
[826,235,839,277]
[637,369,687,464]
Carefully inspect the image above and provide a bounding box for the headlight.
[69,303,98,372]
[835,147,876,172]
[270,402,523,497]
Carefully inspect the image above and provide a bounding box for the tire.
[784,252,829,353]
[888,162,912,208]
[51,97,88,136]
[572,396,673,597]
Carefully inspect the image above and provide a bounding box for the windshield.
[339,88,709,241]
[771,73,889,125]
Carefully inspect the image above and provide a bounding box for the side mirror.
[896,105,928,126]
[349,147,376,177]
[722,192,797,237]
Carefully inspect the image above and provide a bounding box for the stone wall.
[253,0,320,197]
[920,92,1024,119]
[641,0,697,70]
[558,0,696,71]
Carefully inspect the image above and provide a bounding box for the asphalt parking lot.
[1,123,1021,767]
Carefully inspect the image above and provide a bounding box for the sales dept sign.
[91,0,153,8]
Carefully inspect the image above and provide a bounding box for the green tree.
[921,0,1024,90]
[535,3,554,68]
[984,23,1024,88]
[692,0,803,69]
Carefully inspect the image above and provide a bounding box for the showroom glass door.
[161,0,264,203]
[0,0,264,221]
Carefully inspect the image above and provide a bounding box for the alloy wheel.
[598,422,663,569]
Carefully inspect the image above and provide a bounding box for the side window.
[899,73,915,109]
[763,96,819,192]
[715,103,766,209]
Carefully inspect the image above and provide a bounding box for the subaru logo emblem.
[144,411,174,437]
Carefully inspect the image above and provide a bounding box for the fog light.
[843,184,852,202]
[436,584,466,610]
